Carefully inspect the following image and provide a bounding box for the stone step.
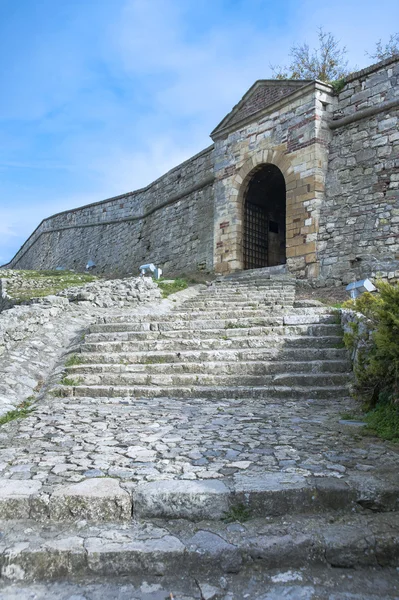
[90,313,337,332]
[101,308,335,324]
[3,568,399,598]
[72,346,349,364]
[90,317,284,332]
[0,511,397,583]
[168,309,294,317]
[0,472,396,525]
[85,324,343,342]
[80,335,344,353]
[181,299,295,308]
[197,288,295,295]
[190,291,295,298]
[57,383,350,400]
[69,371,351,388]
[67,358,351,376]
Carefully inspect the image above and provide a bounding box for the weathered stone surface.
[0,480,42,519]
[50,478,131,522]
[4,147,214,276]
[133,480,230,520]
[2,566,399,599]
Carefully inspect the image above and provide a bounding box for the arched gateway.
[243,164,286,270]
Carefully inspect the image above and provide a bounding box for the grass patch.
[4,269,98,303]
[60,376,83,386]
[65,354,84,367]
[0,399,34,426]
[364,402,399,443]
[223,503,251,523]
[340,411,364,421]
[157,278,188,298]
[225,322,248,329]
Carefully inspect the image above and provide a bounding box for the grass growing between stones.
[156,278,188,298]
[60,376,83,386]
[2,270,98,303]
[223,503,251,523]
[65,354,84,367]
[0,399,34,426]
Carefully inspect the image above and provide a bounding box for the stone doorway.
[243,164,286,270]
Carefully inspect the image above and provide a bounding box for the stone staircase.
[0,273,398,597]
[62,274,350,402]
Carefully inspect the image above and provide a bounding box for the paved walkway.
[0,391,397,490]
[0,274,398,596]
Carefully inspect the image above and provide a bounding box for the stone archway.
[234,149,297,272]
[243,164,286,270]
[213,147,320,278]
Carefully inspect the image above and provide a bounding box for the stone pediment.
[211,79,312,139]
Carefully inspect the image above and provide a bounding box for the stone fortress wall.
[320,57,399,284]
[3,56,399,284]
[5,146,215,276]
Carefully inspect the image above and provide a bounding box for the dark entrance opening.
[243,164,286,270]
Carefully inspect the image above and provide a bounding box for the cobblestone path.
[0,272,398,598]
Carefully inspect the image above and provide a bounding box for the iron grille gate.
[243,202,268,270]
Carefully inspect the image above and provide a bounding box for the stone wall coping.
[330,97,399,129]
[42,144,214,219]
[341,54,399,85]
[211,80,334,140]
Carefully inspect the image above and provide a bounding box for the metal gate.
[243,201,268,270]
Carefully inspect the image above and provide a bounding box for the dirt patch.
[296,284,349,307]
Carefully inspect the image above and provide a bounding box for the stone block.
[133,479,230,520]
[50,478,132,522]
[0,480,42,519]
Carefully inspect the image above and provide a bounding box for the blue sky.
[1,0,398,264]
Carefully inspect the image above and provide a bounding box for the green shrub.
[344,282,399,411]
[364,395,399,442]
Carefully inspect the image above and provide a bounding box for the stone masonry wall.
[319,57,399,285]
[211,81,334,278]
[5,147,215,276]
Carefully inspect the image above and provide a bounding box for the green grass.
[65,354,84,367]
[4,269,98,302]
[0,399,34,426]
[223,503,251,523]
[364,403,399,443]
[157,278,188,298]
[340,411,364,421]
[60,376,83,386]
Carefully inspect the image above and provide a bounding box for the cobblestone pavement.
[0,393,398,491]
[0,275,398,595]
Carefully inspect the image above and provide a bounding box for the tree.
[270,28,350,83]
[367,33,399,61]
